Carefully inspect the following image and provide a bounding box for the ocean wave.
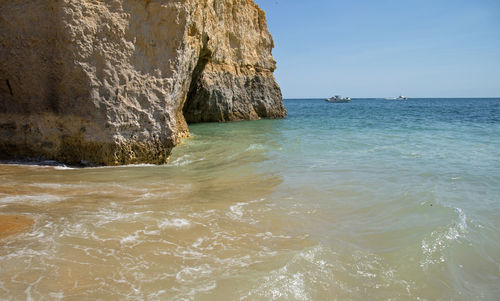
[52,165,76,170]
[420,207,468,269]
[169,154,205,166]
[242,246,326,300]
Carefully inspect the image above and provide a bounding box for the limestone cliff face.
[0,0,285,165]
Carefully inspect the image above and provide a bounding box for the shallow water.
[1,98,500,300]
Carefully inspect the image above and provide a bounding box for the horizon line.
[283,97,500,100]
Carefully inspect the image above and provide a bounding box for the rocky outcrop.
[0,0,285,165]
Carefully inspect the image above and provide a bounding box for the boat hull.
[325,99,350,103]
[325,96,351,103]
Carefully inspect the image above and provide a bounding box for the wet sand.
[0,215,34,239]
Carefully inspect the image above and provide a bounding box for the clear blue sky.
[255,0,500,98]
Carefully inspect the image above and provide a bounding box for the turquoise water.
[1,98,499,299]
[179,98,500,299]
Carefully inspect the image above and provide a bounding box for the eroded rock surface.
[0,0,285,165]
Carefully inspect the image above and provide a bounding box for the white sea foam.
[169,155,204,167]
[242,246,330,300]
[29,183,88,189]
[421,207,468,268]
[91,209,158,230]
[226,199,266,223]
[159,218,191,229]
[119,164,157,168]
[445,207,467,240]
[52,166,75,170]
[0,160,72,169]
[246,144,265,151]
[79,163,157,170]
[192,237,205,248]
[0,194,66,204]
[48,291,64,299]
[244,267,308,300]
[170,280,217,300]
[120,234,138,245]
[59,222,89,238]
[228,202,246,219]
[175,265,213,283]
[143,230,160,236]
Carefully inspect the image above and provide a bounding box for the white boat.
[325,95,351,103]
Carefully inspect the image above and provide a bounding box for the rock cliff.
[0,0,285,165]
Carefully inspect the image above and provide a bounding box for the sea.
[1,98,499,300]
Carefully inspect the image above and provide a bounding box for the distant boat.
[325,95,351,103]
[395,95,407,100]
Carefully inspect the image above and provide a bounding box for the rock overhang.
[0,0,286,165]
